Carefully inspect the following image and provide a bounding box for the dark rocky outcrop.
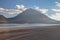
[0,15,7,24]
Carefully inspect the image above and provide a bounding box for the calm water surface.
[0,24,59,28]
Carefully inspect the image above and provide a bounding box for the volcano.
[6,8,60,24]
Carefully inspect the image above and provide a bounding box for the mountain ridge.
[0,15,7,23]
[7,8,60,24]
[0,8,60,24]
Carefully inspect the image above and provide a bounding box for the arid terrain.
[0,25,60,40]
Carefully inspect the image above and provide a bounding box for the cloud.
[0,7,22,18]
[35,7,48,15]
[55,2,60,7]
[0,8,5,12]
[0,8,22,18]
[0,6,48,15]
[49,2,60,21]
[0,4,27,15]
[50,13,60,21]
[39,9,48,14]
[0,4,27,18]
[5,9,22,14]
[16,4,27,11]
[0,8,22,14]
[50,9,60,21]
[51,9,60,12]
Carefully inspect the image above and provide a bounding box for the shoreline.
[0,25,60,40]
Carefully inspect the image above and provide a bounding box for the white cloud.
[0,8,5,10]
[50,13,60,21]
[0,6,48,15]
[39,9,48,14]
[51,9,60,12]
[0,4,27,15]
[16,5,27,11]
[5,9,22,14]
[0,4,28,18]
[50,9,60,21]
[0,7,22,18]
[0,8,5,12]
[35,7,48,15]
[55,2,60,7]
[0,8,21,14]
[35,6,40,9]
[50,2,60,21]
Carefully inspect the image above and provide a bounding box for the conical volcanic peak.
[7,8,60,24]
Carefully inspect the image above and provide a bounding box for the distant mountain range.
[0,8,60,24]
[0,15,7,24]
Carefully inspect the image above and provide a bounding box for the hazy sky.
[0,0,59,9]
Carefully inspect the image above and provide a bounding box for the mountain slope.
[7,8,60,24]
[0,15,7,23]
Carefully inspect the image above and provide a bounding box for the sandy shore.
[0,25,60,40]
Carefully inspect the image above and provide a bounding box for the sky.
[0,0,60,21]
[0,0,59,9]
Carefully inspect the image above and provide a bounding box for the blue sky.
[0,0,59,9]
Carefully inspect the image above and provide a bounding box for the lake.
[0,24,59,28]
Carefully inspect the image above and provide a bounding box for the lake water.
[0,24,59,28]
